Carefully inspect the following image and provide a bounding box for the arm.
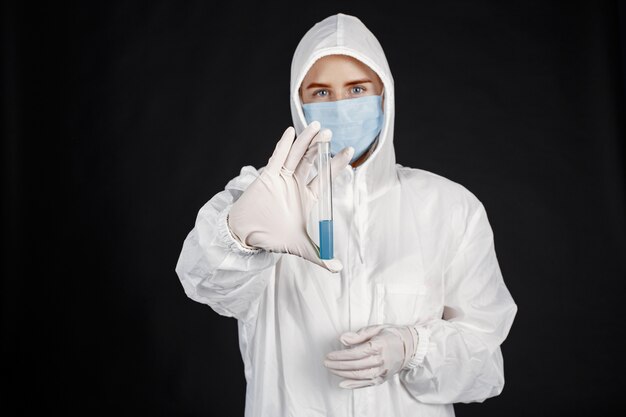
[176,124,353,322]
[399,199,518,404]
[175,165,279,322]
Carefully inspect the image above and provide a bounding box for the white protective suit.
[175,13,518,417]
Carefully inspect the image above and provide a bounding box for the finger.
[293,140,319,182]
[330,146,354,181]
[293,233,343,273]
[328,366,384,380]
[326,342,379,361]
[340,325,388,346]
[339,376,384,389]
[324,353,383,371]
[282,121,321,173]
[294,128,329,182]
[309,146,354,197]
[266,127,296,174]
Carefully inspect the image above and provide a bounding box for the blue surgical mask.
[302,93,384,163]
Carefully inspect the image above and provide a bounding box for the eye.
[314,89,329,98]
[351,86,366,94]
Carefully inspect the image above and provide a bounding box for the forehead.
[302,54,379,83]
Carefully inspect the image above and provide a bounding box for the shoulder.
[396,164,491,240]
[396,164,483,210]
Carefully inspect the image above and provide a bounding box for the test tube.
[318,135,333,260]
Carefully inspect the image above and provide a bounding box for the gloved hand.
[227,121,355,272]
[324,324,419,389]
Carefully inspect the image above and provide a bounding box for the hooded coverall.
[175,12,518,417]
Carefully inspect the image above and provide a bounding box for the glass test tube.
[318,138,333,260]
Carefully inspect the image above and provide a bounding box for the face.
[299,55,385,168]
[299,54,384,106]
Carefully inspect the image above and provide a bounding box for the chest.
[290,187,451,327]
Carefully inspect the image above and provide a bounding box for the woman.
[175,12,517,417]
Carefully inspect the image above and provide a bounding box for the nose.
[334,93,355,102]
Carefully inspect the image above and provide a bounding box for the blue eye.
[351,86,365,94]
[315,89,329,97]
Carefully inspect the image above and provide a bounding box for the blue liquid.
[319,219,334,260]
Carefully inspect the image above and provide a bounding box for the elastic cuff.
[405,326,431,369]
[216,205,262,255]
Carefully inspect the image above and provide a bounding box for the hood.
[290,13,399,200]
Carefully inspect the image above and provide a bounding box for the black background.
[2,1,625,416]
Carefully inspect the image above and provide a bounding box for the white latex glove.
[227,121,355,272]
[324,324,419,389]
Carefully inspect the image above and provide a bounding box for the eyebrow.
[305,79,373,89]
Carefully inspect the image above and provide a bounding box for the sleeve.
[174,165,280,322]
[399,198,518,404]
